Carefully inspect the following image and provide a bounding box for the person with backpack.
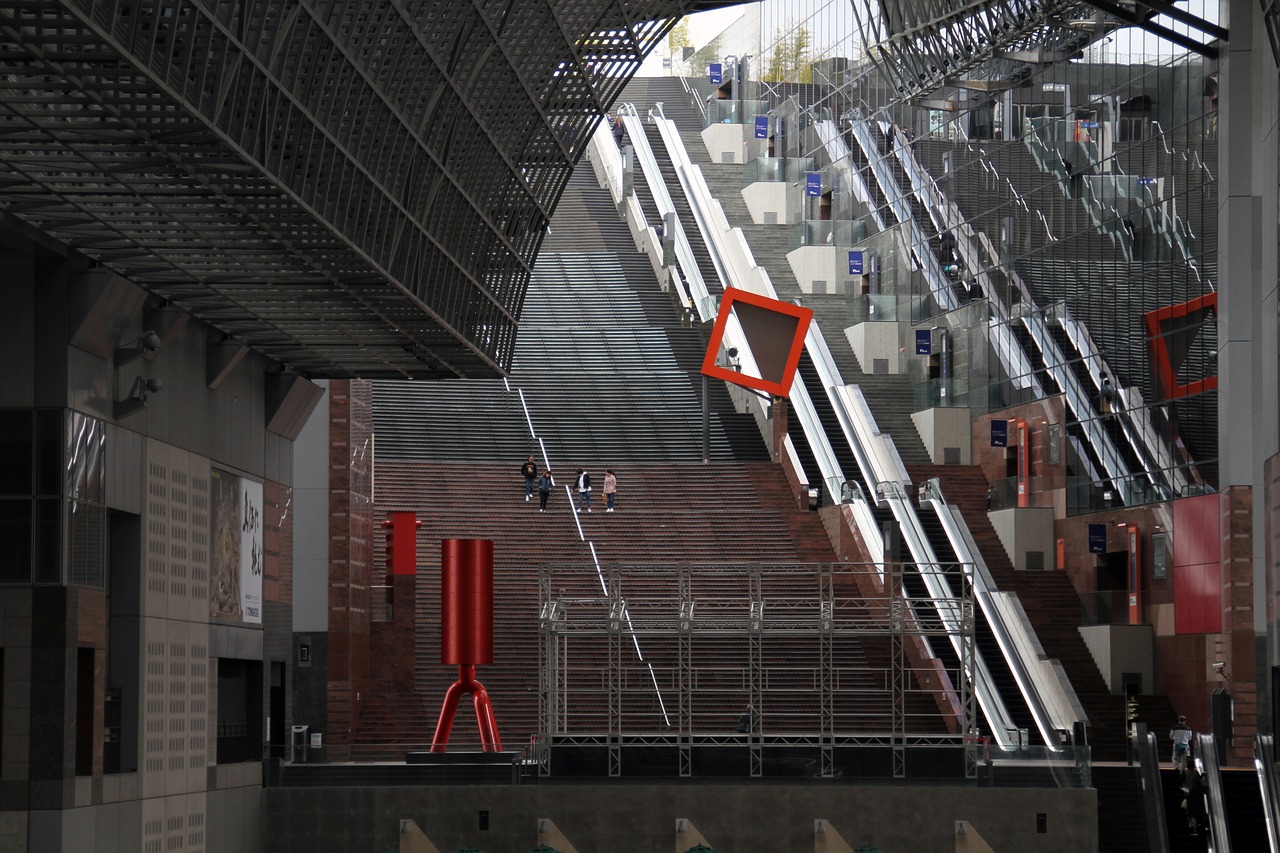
[1171,715,1193,774]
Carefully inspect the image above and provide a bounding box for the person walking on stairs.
[521,455,538,502]
[537,469,555,512]
[575,469,593,513]
[603,469,617,512]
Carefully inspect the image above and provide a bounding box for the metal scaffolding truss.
[0,0,735,378]
[855,0,1225,108]
[537,562,976,779]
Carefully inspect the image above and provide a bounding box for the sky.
[638,7,745,77]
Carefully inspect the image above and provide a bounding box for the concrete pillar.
[1217,0,1279,755]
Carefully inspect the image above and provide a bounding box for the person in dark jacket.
[521,455,538,502]
[1182,766,1208,835]
[537,469,555,512]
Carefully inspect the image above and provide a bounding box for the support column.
[1218,0,1279,762]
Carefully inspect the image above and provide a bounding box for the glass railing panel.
[704,98,768,127]
[784,158,815,183]
[980,742,1092,789]
[745,156,784,183]
[985,476,1053,511]
[792,218,872,251]
[845,293,900,325]
[1063,465,1215,516]
[912,378,970,410]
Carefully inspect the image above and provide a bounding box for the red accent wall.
[387,511,419,575]
[1173,494,1221,634]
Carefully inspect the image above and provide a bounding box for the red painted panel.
[1173,494,1221,634]
[385,511,419,575]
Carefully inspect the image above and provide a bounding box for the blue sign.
[1139,177,1157,186]
[709,63,723,85]
[754,115,769,139]
[990,419,1008,447]
[847,250,864,276]
[1088,523,1108,554]
[915,329,932,356]
[1080,121,1099,128]
[805,172,822,197]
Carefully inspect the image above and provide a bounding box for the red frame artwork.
[700,288,813,397]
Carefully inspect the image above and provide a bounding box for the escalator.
[1047,323,1153,487]
[1217,766,1268,852]
[1159,767,1209,852]
[1009,321,1060,397]
[1196,733,1271,853]
[640,121,720,292]
[794,353,967,712]
[627,139,663,234]
[916,503,1040,742]
[841,127,894,226]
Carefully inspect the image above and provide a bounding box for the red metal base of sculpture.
[429,663,503,752]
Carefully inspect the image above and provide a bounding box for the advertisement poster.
[210,468,263,624]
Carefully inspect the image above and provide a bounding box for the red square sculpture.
[700,288,813,397]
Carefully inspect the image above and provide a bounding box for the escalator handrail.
[585,120,694,314]
[646,111,888,560]
[651,104,735,300]
[882,487,1021,746]
[928,497,1084,747]
[1138,730,1170,853]
[886,137,1042,397]
[1053,306,1188,497]
[655,101,1020,748]
[1198,732,1233,853]
[1255,734,1280,853]
[1019,310,1138,506]
[813,120,888,232]
[890,122,1183,502]
[847,111,960,314]
[617,107,714,323]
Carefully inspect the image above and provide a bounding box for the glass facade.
[0,410,106,586]
[679,2,1219,512]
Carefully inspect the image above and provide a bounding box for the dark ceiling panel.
[0,0,727,377]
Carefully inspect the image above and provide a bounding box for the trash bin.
[291,725,309,764]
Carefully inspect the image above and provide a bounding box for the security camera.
[114,330,165,367]
[144,378,164,394]
[1212,661,1225,672]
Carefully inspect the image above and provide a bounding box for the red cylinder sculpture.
[440,538,494,665]
[431,538,502,752]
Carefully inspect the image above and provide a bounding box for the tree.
[667,18,691,57]
[763,24,813,83]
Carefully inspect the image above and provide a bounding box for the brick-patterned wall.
[326,380,374,756]
[1221,486,1258,764]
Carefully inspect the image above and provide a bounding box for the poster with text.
[209,468,264,624]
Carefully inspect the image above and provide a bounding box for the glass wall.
[678,1,1218,505]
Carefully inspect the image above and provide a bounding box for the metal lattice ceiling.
[0,0,741,378]
[858,0,1225,106]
